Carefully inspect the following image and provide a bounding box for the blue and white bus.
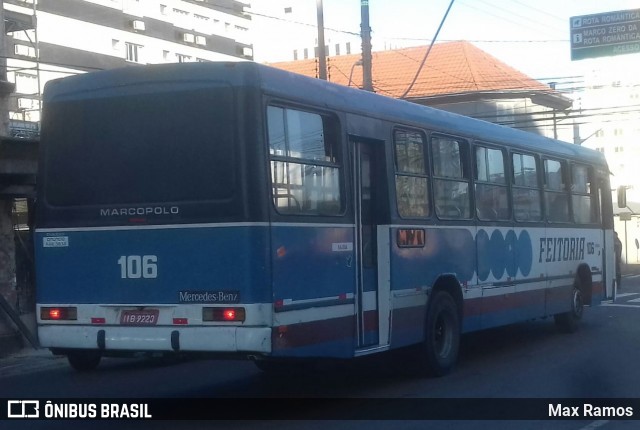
[35,61,615,374]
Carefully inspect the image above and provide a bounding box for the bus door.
[351,138,390,350]
[599,173,615,300]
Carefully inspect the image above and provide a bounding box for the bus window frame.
[265,101,347,218]
[510,150,543,223]
[472,141,511,222]
[392,126,431,220]
[430,133,473,221]
[543,157,571,224]
[570,161,601,225]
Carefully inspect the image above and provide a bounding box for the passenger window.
[512,153,542,222]
[544,159,570,222]
[394,129,429,218]
[475,146,509,221]
[432,135,471,219]
[571,164,599,224]
[268,106,342,215]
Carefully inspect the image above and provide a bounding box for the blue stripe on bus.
[391,228,476,290]
[35,226,271,304]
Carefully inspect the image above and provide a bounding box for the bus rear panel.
[36,64,277,362]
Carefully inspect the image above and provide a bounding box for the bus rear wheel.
[418,291,460,377]
[67,350,102,371]
[554,285,584,333]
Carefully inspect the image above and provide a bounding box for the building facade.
[4,0,253,138]
[249,0,360,63]
[269,42,572,142]
[573,62,640,266]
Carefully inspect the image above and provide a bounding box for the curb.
[0,332,23,359]
[0,347,66,378]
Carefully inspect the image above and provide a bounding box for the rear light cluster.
[202,307,245,322]
[40,307,246,322]
[40,307,77,321]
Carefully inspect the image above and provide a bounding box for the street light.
[348,59,363,87]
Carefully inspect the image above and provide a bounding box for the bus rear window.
[43,87,235,206]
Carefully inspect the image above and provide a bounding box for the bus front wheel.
[418,291,460,377]
[67,350,102,371]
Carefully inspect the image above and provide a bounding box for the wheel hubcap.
[434,314,453,358]
[573,289,584,319]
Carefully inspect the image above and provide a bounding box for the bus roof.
[44,61,607,169]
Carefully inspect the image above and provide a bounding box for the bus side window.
[474,145,509,221]
[512,152,542,222]
[267,105,343,216]
[432,135,471,219]
[394,128,430,218]
[571,163,599,224]
[544,159,570,223]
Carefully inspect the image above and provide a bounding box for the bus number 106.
[117,255,158,279]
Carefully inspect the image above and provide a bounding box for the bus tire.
[67,350,101,371]
[419,290,460,377]
[554,284,584,333]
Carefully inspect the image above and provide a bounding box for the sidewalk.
[0,347,66,378]
[623,263,640,277]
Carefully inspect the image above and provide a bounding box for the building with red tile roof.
[267,41,572,136]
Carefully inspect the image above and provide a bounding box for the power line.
[324,60,640,132]
[511,0,567,24]
[401,0,456,99]
[455,0,546,35]
[246,9,359,37]
[464,0,562,34]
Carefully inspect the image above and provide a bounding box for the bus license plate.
[120,309,159,326]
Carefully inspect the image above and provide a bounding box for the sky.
[249,0,639,82]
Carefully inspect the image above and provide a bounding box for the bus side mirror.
[618,186,627,208]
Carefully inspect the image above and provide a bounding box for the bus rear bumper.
[38,325,272,354]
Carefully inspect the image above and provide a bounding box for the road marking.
[628,298,640,303]
[602,303,640,308]
[578,421,609,430]
[615,293,639,298]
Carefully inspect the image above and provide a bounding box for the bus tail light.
[202,307,246,322]
[41,307,77,321]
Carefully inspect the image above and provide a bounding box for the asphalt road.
[3,275,640,430]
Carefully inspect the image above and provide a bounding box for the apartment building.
[249,0,360,63]
[4,0,253,138]
[575,63,640,264]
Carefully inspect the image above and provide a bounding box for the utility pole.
[316,0,327,80]
[360,0,373,92]
[549,82,558,139]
